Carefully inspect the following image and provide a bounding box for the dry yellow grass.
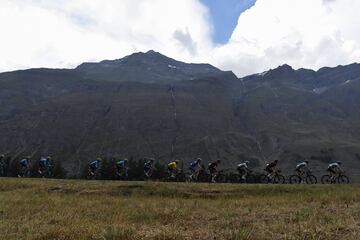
[1,178,360,240]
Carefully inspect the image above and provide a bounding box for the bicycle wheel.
[321,175,332,184]
[184,173,193,182]
[178,173,187,182]
[165,175,176,182]
[259,174,269,183]
[337,175,350,184]
[227,173,240,183]
[306,175,317,184]
[289,175,301,184]
[197,173,210,182]
[274,174,286,184]
[25,169,31,178]
[245,174,256,184]
[233,175,242,183]
[216,174,227,183]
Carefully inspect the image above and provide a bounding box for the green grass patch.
[0,178,360,239]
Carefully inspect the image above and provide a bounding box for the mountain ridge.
[75,50,238,83]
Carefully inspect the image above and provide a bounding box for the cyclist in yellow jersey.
[168,160,180,178]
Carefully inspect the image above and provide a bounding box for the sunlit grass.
[0,178,359,239]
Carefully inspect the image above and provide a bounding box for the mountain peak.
[133,49,167,57]
[263,64,296,81]
[127,50,176,64]
[274,64,294,72]
[75,50,226,83]
[145,50,160,55]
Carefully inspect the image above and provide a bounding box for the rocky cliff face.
[1,51,360,179]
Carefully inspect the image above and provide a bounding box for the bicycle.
[321,172,350,184]
[209,170,227,183]
[18,166,31,178]
[289,171,317,184]
[196,169,211,182]
[166,169,185,182]
[185,167,205,182]
[144,168,154,180]
[260,170,286,184]
[185,171,197,182]
[38,165,53,178]
[235,170,256,183]
[116,167,129,180]
[87,167,102,180]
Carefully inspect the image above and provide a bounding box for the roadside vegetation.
[1,178,360,239]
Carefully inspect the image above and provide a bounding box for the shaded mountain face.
[1,52,360,179]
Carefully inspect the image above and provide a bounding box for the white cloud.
[213,0,360,76]
[0,0,213,72]
[1,0,360,77]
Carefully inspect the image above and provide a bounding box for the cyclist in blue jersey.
[38,156,52,177]
[89,158,102,177]
[18,156,31,177]
[144,158,155,178]
[189,158,202,181]
[116,159,129,179]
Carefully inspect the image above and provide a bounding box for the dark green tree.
[52,161,67,179]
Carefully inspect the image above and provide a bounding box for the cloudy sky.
[1,0,360,76]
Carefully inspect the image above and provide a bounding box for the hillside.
[0,51,360,178]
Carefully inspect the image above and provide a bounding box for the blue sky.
[201,0,256,44]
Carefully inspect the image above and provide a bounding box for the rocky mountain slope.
[1,51,360,179]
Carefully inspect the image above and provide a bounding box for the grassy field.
[1,179,360,240]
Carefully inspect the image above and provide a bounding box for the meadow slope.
[1,178,360,240]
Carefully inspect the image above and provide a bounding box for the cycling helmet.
[96,157,102,162]
[0,154,4,158]
[175,160,180,163]
[47,156,52,160]
[245,161,250,164]
[124,158,128,162]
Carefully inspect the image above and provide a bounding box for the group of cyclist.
[0,153,345,183]
[19,156,53,177]
[88,157,141,179]
[0,155,54,178]
[86,155,345,183]
[264,159,343,183]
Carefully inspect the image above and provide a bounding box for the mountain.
[76,50,237,83]
[1,52,360,179]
